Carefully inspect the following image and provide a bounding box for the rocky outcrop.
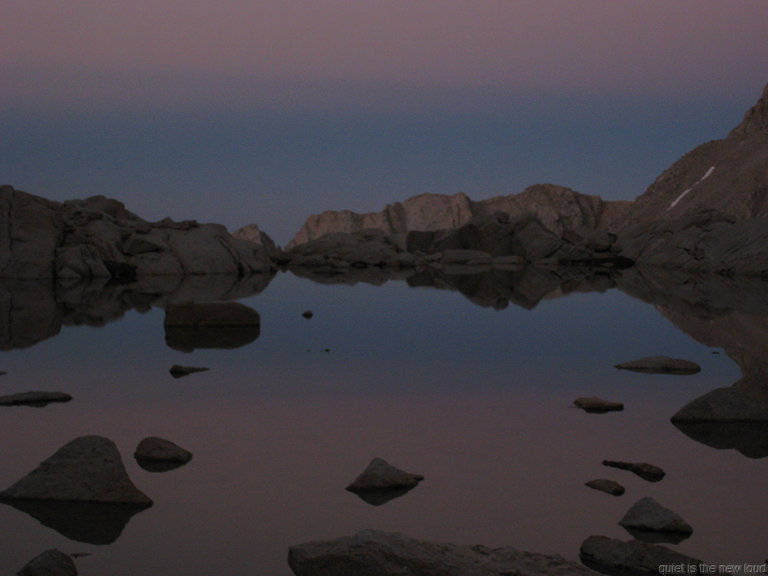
[288,530,599,576]
[0,186,276,280]
[287,184,628,250]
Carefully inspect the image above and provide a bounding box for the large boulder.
[618,497,693,543]
[580,535,701,575]
[0,435,151,505]
[17,549,77,576]
[288,530,598,576]
[0,187,276,279]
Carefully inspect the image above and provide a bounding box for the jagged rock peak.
[730,81,768,139]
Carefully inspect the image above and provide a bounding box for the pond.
[0,267,765,574]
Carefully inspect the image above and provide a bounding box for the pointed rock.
[346,458,424,492]
[585,479,625,496]
[0,435,152,505]
[169,364,209,378]
[17,548,77,576]
[619,497,693,543]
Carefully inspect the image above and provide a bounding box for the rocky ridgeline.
[0,187,276,280]
[280,81,768,276]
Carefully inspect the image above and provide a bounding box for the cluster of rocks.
[0,187,277,281]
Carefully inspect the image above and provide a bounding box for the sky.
[2,1,767,245]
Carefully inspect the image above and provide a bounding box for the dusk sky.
[2,1,767,244]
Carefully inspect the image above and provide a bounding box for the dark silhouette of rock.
[134,436,193,472]
[619,497,693,544]
[671,421,768,459]
[580,535,701,575]
[289,530,597,576]
[0,435,152,505]
[0,391,72,407]
[0,186,276,280]
[346,458,424,505]
[302,310,313,318]
[169,364,210,378]
[17,548,77,576]
[614,356,700,374]
[602,460,665,482]
[671,378,768,422]
[585,479,625,496]
[574,397,624,413]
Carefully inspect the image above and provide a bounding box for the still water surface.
[0,271,764,574]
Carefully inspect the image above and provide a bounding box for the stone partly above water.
[169,364,210,378]
[17,548,78,576]
[614,356,701,375]
[619,497,693,544]
[585,479,625,496]
[0,435,151,505]
[289,530,598,576]
[164,301,261,351]
[602,460,666,482]
[134,436,193,472]
[574,396,624,413]
[580,535,701,576]
[0,391,72,407]
[346,458,424,506]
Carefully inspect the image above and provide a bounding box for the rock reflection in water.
[0,500,150,545]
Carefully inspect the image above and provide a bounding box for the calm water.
[0,269,765,574]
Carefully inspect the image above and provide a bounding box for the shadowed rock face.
[0,186,276,280]
[288,530,597,576]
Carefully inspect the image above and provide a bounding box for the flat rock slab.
[614,356,700,374]
[580,535,701,575]
[169,364,210,378]
[289,529,598,576]
[134,436,193,472]
[0,391,72,407]
[619,497,693,544]
[18,548,77,576]
[0,435,152,506]
[574,396,624,413]
[585,479,625,496]
[602,460,666,482]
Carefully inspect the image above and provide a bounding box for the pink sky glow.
[2,1,767,111]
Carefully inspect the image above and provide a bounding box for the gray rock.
[619,497,693,543]
[289,529,598,576]
[0,391,72,407]
[17,548,77,576]
[134,436,192,472]
[585,479,625,496]
[580,535,701,576]
[346,458,424,492]
[574,397,624,413]
[0,435,152,505]
[169,364,210,378]
[614,356,700,374]
[0,186,276,280]
[602,460,665,482]
[671,377,768,422]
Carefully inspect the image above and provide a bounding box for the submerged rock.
[17,548,77,576]
[574,396,624,413]
[134,436,193,472]
[619,497,693,543]
[614,356,700,374]
[580,535,701,575]
[602,460,665,482]
[289,529,598,576]
[0,435,152,505]
[585,479,625,496]
[0,391,72,407]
